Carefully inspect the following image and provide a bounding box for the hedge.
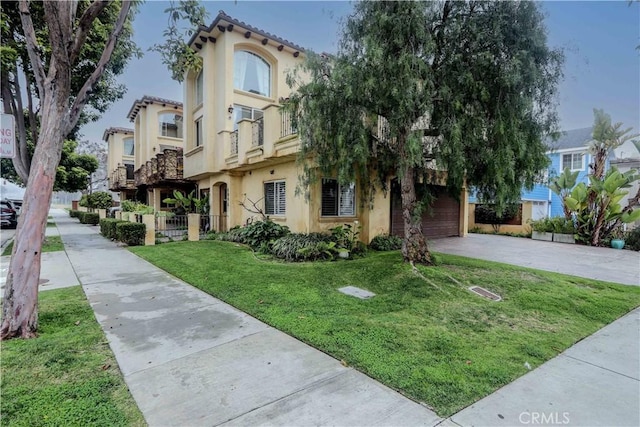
[69,210,81,218]
[100,218,125,240]
[116,222,145,246]
[79,212,100,225]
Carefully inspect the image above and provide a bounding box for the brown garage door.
[390,180,460,239]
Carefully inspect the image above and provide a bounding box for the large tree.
[1,1,138,340]
[286,0,563,264]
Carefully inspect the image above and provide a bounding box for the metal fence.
[199,215,228,237]
[252,117,264,146]
[280,110,296,138]
[230,130,238,155]
[155,215,188,240]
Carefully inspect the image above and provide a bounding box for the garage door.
[390,180,460,239]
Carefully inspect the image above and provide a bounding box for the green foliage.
[287,0,562,218]
[370,234,403,251]
[53,140,100,192]
[624,228,640,251]
[69,210,81,218]
[2,236,64,256]
[116,222,146,246]
[131,241,640,417]
[548,168,580,219]
[529,217,574,234]
[474,204,520,225]
[329,223,362,252]
[565,167,640,245]
[78,194,89,208]
[219,220,290,251]
[151,0,208,82]
[162,189,208,214]
[0,287,145,426]
[100,218,125,240]
[86,191,113,210]
[80,212,100,225]
[588,109,639,179]
[120,200,154,214]
[271,233,337,262]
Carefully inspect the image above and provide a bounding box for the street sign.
[1,114,16,159]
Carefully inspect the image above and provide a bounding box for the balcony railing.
[252,117,264,147]
[133,147,184,187]
[280,110,296,138]
[230,130,238,155]
[109,166,136,191]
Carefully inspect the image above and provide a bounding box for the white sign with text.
[1,114,16,159]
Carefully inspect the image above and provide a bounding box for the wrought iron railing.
[155,215,188,240]
[280,110,297,138]
[252,117,264,147]
[230,130,238,155]
[199,215,228,237]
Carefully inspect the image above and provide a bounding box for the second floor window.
[123,137,134,156]
[124,163,134,180]
[234,50,271,97]
[233,105,263,130]
[195,71,204,106]
[321,179,355,217]
[159,113,183,138]
[562,153,583,171]
[264,180,286,216]
[195,118,203,147]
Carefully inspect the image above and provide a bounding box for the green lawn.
[131,241,640,416]
[0,286,145,426]
[2,236,64,256]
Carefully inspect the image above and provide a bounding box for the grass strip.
[131,241,640,416]
[2,236,64,257]
[0,286,145,426]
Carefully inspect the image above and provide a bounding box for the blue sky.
[83,1,640,152]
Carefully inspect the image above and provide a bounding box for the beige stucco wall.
[134,103,184,169]
[106,131,134,175]
[468,201,533,234]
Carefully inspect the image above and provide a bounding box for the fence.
[252,117,264,146]
[280,110,296,138]
[199,215,228,237]
[155,215,189,240]
[230,130,238,155]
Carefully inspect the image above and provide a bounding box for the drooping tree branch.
[18,0,45,99]
[66,0,132,135]
[69,1,110,64]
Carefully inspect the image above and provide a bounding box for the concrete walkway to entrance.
[50,209,441,427]
[431,234,639,286]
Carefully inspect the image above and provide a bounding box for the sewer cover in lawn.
[468,286,501,301]
[338,286,376,299]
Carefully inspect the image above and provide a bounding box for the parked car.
[5,199,22,215]
[0,201,17,228]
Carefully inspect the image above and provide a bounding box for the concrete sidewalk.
[51,209,442,427]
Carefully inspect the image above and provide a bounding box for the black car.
[0,201,17,228]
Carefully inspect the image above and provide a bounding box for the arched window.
[123,137,134,156]
[234,50,271,97]
[158,113,183,138]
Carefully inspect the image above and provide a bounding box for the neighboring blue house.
[469,127,599,220]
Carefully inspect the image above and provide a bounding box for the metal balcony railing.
[230,130,238,155]
[252,117,264,147]
[280,110,297,138]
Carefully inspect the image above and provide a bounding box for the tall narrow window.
[195,71,204,106]
[123,137,134,156]
[124,163,134,180]
[195,118,203,147]
[321,179,355,217]
[159,113,183,138]
[264,181,286,215]
[233,105,263,130]
[234,51,271,97]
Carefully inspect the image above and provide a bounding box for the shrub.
[330,224,365,255]
[474,204,521,225]
[116,222,146,246]
[370,234,403,251]
[69,210,81,218]
[219,220,290,250]
[100,218,125,239]
[271,233,336,262]
[78,194,89,208]
[87,191,113,210]
[80,212,100,225]
[624,228,640,251]
[121,200,154,214]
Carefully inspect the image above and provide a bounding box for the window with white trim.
[321,179,355,217]
[159,113,183,138]
[195,118,203,147]
[562,153,583,171]
[233,105,263,130]
[234,50,271,97]
[123,137,134,156]
[264,180,286,216]
[195,71,204,106]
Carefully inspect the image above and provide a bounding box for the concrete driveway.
[430,234,639,286]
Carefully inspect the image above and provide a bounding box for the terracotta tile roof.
[188,10,305,53]
[102,126,134,141]
[127,95,183,122]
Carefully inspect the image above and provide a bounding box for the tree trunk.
[400,166,433,265]
[1,92,67,340]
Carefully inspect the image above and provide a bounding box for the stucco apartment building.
[106,12,468,241]
[107,96,195,209]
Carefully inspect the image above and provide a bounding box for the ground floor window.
[264,180,286,216]
[321,179,355,217]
